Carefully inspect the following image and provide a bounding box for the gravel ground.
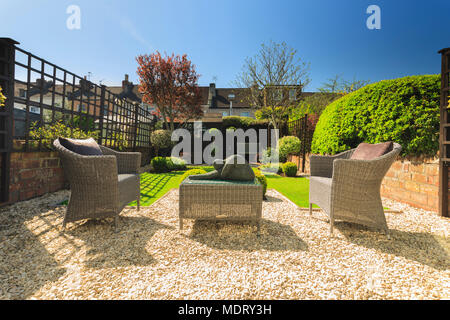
[0,189,448,300]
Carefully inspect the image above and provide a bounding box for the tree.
[235,41,311,129]
[136,52,203,132]
[289,92,341,120]
[319,74,370,94]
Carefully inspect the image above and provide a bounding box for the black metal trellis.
[0,38,155,203]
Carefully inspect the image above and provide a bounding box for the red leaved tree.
[136,52,203,132]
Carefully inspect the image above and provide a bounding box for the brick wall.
[380,157,439,212]
[9,152,66,203]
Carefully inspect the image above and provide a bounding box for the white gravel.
[0,188,448,300]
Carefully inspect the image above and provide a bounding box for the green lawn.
[266,175,318,208]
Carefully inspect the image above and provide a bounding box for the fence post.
[0,38,19,203]
[133,102,139,152]
[301,114,308,172]
[98,85,106,146]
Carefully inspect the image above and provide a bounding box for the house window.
[289,89,296,101]
[240,112,250,117]
[19,89,27,98]
[103,107,109,117]
[273,89,282,101]
[222,111,229,117]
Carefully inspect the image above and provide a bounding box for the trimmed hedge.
[282,162,298,177]
[278,136,301,162]
[223,116,269,129]
[311,75,440,157]
[151,157,173,173]
[180,169,207,183]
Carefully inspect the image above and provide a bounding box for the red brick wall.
[380,157,439,212]
[9,152,66,203]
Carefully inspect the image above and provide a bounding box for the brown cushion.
[59,137,103,156]
[350,142,393,160]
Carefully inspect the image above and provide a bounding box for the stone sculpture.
[189,154,255,181]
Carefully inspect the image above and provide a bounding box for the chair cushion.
[118,174,140,206]
[350,142,393,160]
[59,137,103,156]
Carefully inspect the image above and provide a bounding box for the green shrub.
[259,162,282,174]
[282,162,298,177]
[151,130,172,155]
[311,75,440,157]
[151,156,173,173]
[223,116,269,129]
[28,121,99,150]
[253,168,267,198]
[170,157,187,170]
[180,169,207,182]
[278,136,301,162]
[0,86,5,108]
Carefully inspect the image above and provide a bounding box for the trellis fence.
[0,38,155,203]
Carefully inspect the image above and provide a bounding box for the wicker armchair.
[309,143,402,236]
[53,138,141,228]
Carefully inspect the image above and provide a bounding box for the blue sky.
[1,0,449,90]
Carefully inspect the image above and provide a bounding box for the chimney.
[122,74,130,88]
[208,83,216,108]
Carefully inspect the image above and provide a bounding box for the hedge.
[222,116,269,129]
[311,75,440,157]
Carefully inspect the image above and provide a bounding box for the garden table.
[179,178,263,234]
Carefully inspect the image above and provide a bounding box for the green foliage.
[180,168,207,182]
[0,86,5,107]
[282,162,298,177]
[223,116,268,129]
[103,132,129,151]
[261,147,279,164]
[67,114,96,131]
[312,75,440,157]
[259,162,282,174]
[290,93,341,120]
[252,168,267,197]
[278,136,301,162]
[170,157,187,170]
[151,156,174,173]
[28,121,99,150]
[151,129,172,154]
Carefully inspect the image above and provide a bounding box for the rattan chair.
[53,138,141,228]
[309,143,402,237]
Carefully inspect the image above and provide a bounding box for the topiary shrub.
[151,130,172,155]
[180,168,207,182]
[311,75,440,157]
[282,162,298,177]
[278,136,301,162]
[253,168,268,199]
[151,156,173,173]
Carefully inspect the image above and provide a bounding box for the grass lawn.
[266,175,318,208]
[132,167,316,208]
